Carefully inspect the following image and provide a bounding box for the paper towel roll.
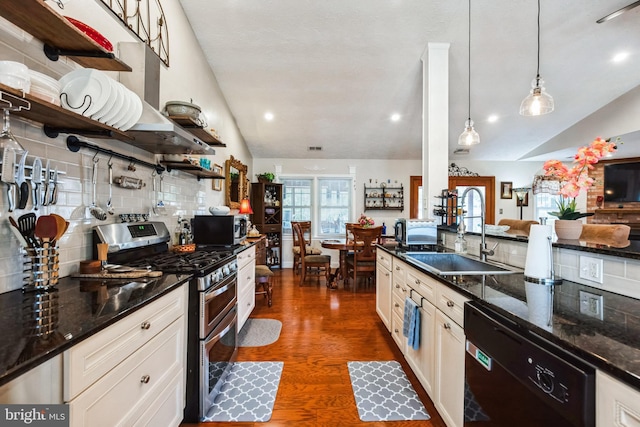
[524,224,553,279]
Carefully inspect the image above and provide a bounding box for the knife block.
[22,245,59,292]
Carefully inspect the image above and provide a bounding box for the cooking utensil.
[16,150,28,209]
[31,157,42,209]
[1,145,16,212]
[8,215,29,248]
[50,168,58,205]
[17,212,37,247]
[50,214,68,245]
[89,159,107,221]
[42,160,50,206]
[156,174,166,215]
[72,270,163,279]
[106,160,114,215]
[35,215,57,245]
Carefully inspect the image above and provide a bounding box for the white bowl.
[485,225,510,233]
[209,206,231,216]
[0,61,28,76]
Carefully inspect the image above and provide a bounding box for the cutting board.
[72,270,163,279]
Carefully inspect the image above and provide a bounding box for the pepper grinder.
[96,243,108,271]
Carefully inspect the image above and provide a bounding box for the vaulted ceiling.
[179,0,640,161]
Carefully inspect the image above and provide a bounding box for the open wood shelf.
[0,83,132,140]
[161,161,225,180]
[168,115,226,147]
[0,0,131,71]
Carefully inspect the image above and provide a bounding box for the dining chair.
[291,220,322,274]
[292,222,331,287]
[345,225,383,290]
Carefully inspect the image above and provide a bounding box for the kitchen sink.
[404,252,518,275]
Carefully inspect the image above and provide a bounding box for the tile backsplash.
[0,21,215,294]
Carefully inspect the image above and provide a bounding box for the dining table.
[320,237,396,286]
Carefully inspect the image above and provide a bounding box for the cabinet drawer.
[261,224,281,233]
[392,290,405,318]
[377,250,392,271]
[392,258,407,281]
[69,317,184,427]
[406,266,436,305]
[391,311,406,351]
[597,371,640,427]
[237,245,256,269]
[436,283,469,327]
[392,276,408,300]
[64,284,187,401]
[133,367,183,427]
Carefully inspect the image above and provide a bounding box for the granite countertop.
[383,247,640,391]
[0,273,191,387]
[438,225,640,261]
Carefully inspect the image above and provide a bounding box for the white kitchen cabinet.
[391,269,408,351]
[434,309,466,427]
[404,297,436,398]
[65,284,188,427]
[376,263,392,330]
[0,355,63,404]
[237,245,256,330]
[596,370,640,427]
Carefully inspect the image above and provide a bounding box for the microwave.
[394,218,437,247]
[192,215,247,246]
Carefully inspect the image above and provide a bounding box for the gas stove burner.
[126,248,234,276]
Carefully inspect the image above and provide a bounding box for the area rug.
[238,318,282,347]
[202,361,284,422]
[347,361,430,422]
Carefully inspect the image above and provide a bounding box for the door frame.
[448,176,496,225]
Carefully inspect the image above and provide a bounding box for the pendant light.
[458,0,480,146]
[520,0,554,116]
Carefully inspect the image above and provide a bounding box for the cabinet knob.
[446,300,455,308]
[141,321,151,330]
[395,266,400,270]
[395,303,400,308]
[384,272,389,277]
[140,375,150,384]
[443,323,451,330]
[395,284,400,288]
[394,329,399,333]
[415,279,420,285]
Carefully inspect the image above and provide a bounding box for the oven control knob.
[537,371,554,393]
[223,265,230,276]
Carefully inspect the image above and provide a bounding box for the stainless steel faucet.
[459,187,498,262]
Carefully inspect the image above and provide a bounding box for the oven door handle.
[204,275,236,303]
[204,310,237,347]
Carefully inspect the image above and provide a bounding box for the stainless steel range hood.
[125,102,215,155]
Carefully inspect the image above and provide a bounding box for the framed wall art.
[212,163,223,191]
[500,182,513,199]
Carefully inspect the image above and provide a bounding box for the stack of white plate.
[28,70,61,106]
[59,68,143,131]
[0,61,31,92]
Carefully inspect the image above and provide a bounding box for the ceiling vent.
[454,148,470,155]
[308,146,323,151]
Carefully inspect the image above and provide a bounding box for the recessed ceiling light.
[612,52,629,63]
[487,114,499,123]
[390,113,401,122]
[264,112,274,121]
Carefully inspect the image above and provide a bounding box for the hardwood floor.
[181,269,447,427]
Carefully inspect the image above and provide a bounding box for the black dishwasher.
[463,301,595,427]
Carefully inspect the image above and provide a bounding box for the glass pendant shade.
[458,119,480,146]
[520,77,554,116]
[239,198,253,214]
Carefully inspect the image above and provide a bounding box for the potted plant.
[543,137,617,239]
[256,172,275,183]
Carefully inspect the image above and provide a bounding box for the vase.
[554,220,583,240]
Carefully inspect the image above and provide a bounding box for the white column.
[421,43,450,220]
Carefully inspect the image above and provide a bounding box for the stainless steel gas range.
[93,222,239,422]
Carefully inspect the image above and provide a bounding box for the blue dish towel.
[403,297,421,350]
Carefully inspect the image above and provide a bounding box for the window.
[281,176,353,237]
[281,178,312,233]
[534,193,561,224]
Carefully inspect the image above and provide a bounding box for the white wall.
[0,3,251,294]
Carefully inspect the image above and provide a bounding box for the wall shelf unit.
[0,0,132,71]
[161,161,225,180]
[168,116,226,147]
[364,184,404,211]
[251,183,283,269]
